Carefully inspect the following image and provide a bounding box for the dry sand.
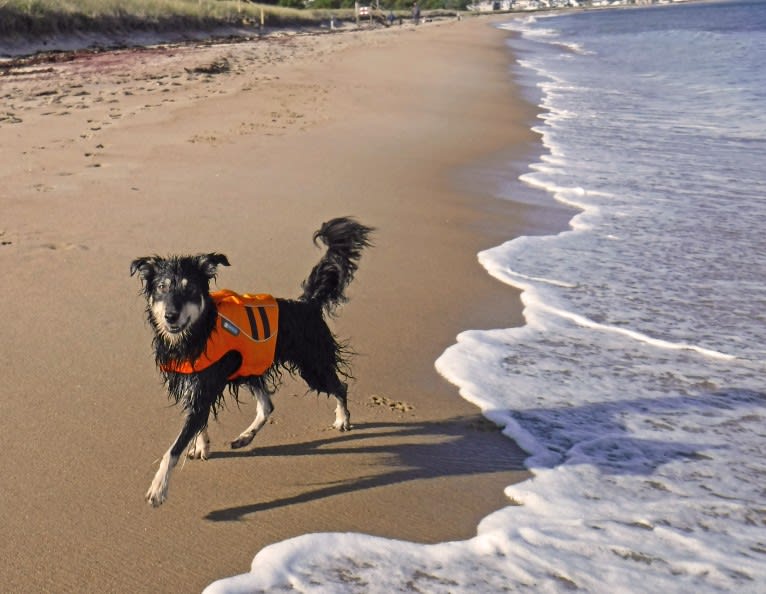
[0,17,569,592]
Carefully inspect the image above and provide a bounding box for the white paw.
[230,432,256,449]
[146,479,168,507]
[188,433,210,460]
[146,457,173,507]
[333,404,351,431]
[333,418,351,432]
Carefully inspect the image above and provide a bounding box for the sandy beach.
[0,17,569,592]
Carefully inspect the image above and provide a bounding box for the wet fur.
[131,217,373,507]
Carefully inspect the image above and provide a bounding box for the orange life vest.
[161,289,279,379]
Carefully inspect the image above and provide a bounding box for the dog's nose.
[164,311,180,324]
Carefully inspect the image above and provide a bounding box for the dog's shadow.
[203,417,527,522]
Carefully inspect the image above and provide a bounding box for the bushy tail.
[300,217,374,314]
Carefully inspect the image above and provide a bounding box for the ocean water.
[206,2,766,592]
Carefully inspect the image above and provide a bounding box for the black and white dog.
[131,217,373,507]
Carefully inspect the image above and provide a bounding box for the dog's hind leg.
[331,380,351,432]
[303,367,350,431]
[147,408,209,507]
[299,367,351,431]
[187,428,210,460]
[230,388,273,449]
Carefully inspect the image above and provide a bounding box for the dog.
[130,217,373,507]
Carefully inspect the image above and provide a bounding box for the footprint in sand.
[1,113,23,124]
[369,394,415,413]
[38,242,89,252]
[188,133,221,145]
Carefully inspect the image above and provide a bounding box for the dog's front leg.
[147,409,209,507]
[231,389,273,449]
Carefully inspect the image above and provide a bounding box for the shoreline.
[0,16,571,592]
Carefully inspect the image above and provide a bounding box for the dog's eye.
[156,283,170,294]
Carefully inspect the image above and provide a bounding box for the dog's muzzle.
[152,296,204,337]
[164,310,183,332]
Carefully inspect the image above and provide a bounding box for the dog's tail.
[300,217,374,315]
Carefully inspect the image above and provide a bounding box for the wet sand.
[0,17,568,592]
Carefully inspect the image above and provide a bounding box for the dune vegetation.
[0,0,464,40]
[0,0,352,38]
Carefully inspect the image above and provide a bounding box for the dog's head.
[130,253,230,343]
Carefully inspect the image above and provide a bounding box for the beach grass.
[0,0,357,36]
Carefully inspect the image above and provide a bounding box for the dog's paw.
[146,465,171,507]
[230,432,255,449]
[187,446,209,460]
[146,484,167,507]
[333,405,351,432]
[188,433,210,460]
[333,419,351,432]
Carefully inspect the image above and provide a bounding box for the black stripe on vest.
[258,306,271,339]
[245,306,260,340]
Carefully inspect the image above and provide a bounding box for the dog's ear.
[130,256,161,282]
[196,253,230,279]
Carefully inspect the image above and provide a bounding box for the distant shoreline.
[0,0,711,59]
